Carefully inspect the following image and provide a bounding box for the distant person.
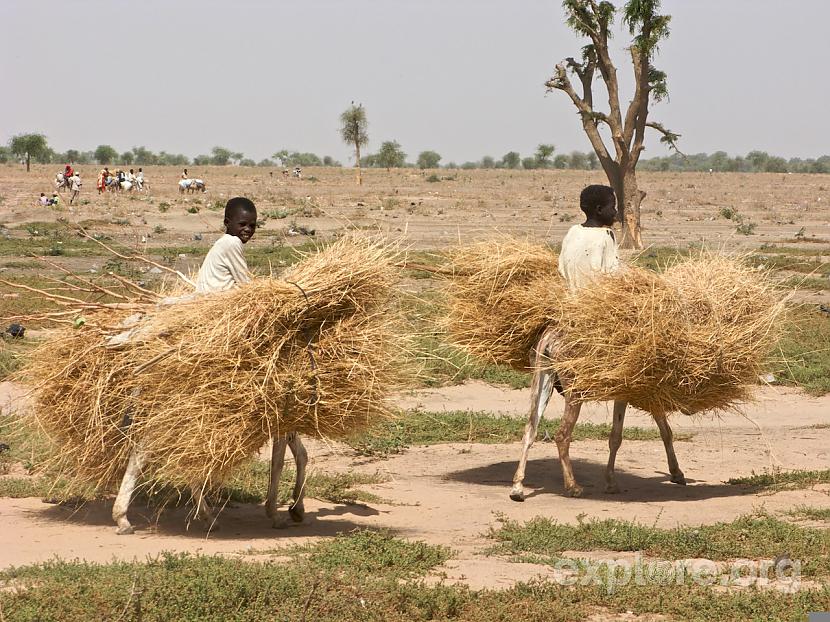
[64,163,74,179]
[47,192,60,207]
[136,167,145,191]
[97,168,109,194]
[70,172,82,205]
[38,192,49,206]
[181,168,189,180]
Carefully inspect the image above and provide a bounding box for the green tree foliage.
[94,144,119,165]
[273,150,324,167]
[210,147,239,166]
[375,141,406,169]
[416,150,442,169]
[535,144,556,168]
[480,155,496,169]
[501,151,521,169]
[639,151,830,174]
[121,151,134,165]
[521,157,538,170]
[9,133,50,171]
[553,154,570,169]
[340,103,369,184]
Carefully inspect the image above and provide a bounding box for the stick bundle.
[21,239,406,492]
[446,241,785,415]
[445,240,567,370]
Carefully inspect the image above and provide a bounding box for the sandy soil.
[1,166,829,589]
[1,381,828,588]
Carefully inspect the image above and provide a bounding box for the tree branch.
[546,63,616,175]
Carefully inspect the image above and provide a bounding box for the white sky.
[1,0,828,163]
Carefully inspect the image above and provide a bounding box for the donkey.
[510,327,686,501]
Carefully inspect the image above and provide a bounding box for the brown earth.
[1,380,828,589]
[0,165,829,588]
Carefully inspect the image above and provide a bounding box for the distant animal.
[54,173,70,191]
[179,179,206,194]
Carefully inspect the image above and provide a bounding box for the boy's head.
[224,197,257,244]
[579,185,617,227]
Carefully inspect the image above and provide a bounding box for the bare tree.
[339,103,369,185]
[547,0,681,248]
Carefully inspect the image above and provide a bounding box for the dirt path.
[2,382,828,587]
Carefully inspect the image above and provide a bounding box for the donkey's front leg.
[266,435,289,528]
[112,446,146,535]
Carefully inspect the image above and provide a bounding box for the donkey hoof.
[116,524,135,535]
[289,504,305,523]
[671,473,687,486]
[604,483,620,494]
[565,484,584,498]
[509,487,525,502]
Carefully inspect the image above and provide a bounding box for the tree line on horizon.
[4,132,830,175]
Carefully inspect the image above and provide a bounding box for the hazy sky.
[2,0,828,164]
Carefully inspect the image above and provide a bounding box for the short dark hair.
[579,185,615,214]
[225,197,256,219]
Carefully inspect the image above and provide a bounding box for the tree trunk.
[355,142,362,186]
[616,168,644,249]
[26,153,30,173]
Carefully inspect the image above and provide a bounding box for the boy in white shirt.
[196,197,256,293]
[69,172,82,205]
[558,184,620,291]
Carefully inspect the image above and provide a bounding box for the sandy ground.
[1,166,829,588]
[1,381,828,588]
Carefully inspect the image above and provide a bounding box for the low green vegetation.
[2,530,828,621]
[775,308,830,394]
[489,512,830,577]
[788,505,830,522]
[349,410,690,457]
[727,468,830,491]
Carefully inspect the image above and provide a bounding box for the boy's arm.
[225,238,252,286]
[602,230,620,272]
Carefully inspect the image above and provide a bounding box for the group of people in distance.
[97,167,145,194]
[45,163,82,206]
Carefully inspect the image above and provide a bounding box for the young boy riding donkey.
[510,185,686,502]
[112,197,307,534]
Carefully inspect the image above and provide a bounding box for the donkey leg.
[654,413,686,485]
[555,397,584,497]
[266,435,289,528]
[112,447,146,535]
[190,483,220,532]
[510,367,555,502]
[604,400,627,493]
[287,433,308,523]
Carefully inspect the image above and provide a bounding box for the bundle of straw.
[445,240,566,369]
[21,238,406,492]
[445,241,785,416]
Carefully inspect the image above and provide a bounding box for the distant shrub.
[426,174,440,183]
[158,202,171,213]
[719,206,737,220]
[153,225,166,234]
[187,206,200,214]
[736,221,757,235]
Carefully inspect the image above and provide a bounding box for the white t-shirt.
[558,224,620,291]
[195,234,251,293]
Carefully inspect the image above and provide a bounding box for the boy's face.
[225,207,257,243]
[594,195,617,227]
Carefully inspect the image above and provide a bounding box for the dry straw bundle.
[446,240,785,416]
[21,238,406,492]
[446,240,566,370]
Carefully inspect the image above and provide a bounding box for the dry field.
[1,165,829,619]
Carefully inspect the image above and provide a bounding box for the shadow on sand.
[445,456,747,503]
[29,498,383,540]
